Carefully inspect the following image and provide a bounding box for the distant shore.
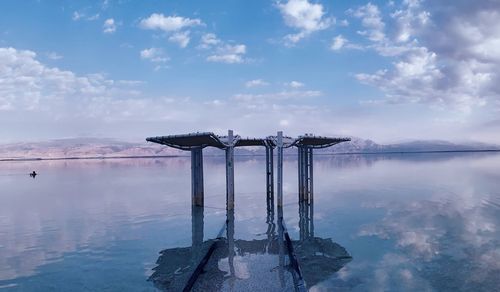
[1,149,499,162]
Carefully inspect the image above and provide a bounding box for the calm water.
[0,153,499,291]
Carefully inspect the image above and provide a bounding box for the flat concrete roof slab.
[146,132,350,150]
[146,132,226,150]
[294,136,351,149]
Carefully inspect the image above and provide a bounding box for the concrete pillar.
[298,146,314,203]
[226,130,235,211]
[298,146,310,202]
[309,200,314,238]
[191,205,204,247]
[303,147,307,201]
[277,198,285,287]
[265,145,274,204]
[299,200,305,241]
[227,209,235,277]
[304,197,310,237]
[299,200,314,240]
[298,147,303,200]
[191,147,204,206]
[277,131,284,208]
[308,147,314,203]
[266,197,275,242]
[190,205,204,277]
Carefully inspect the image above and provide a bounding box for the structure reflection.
[149,197,351,291]
[294,200,352,288]
[148,205,218,291]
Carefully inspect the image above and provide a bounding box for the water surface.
[0,153,499,291]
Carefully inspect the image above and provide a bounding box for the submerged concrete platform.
[149,200,351,291]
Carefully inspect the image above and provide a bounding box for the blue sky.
[1,0,499,143]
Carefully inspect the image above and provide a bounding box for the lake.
[1,152,499,291]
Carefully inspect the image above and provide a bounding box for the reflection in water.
[2,153,500,291]
[149,197,351,291]
[357,198,500,291]
[194,203,297,291]
[294,201,352,288]
[148,206,220,291]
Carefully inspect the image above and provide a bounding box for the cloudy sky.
[1,0,499,143]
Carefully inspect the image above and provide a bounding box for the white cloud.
[3,46,497,143]
[198,33,248,64]
[233,89,321,102]
[0,47,345,141]
[168,31,190,48]
[0,47,140,113]
[331,35,346,50]
[330,34,363,51]
[87,14,100,21]
[391,0,429,43]
[101,0,110,10]
[339,19,349,27]
[72,11,83,21]
[351,3,386,42]
[277,0,333,44]
[351,1,500,112]
[285,81,304,88]
[140,48,168,63]
[245,79,269,88]
[139,13,203,32]
[46,52,63,60]
[207,44,247,64]
[103,18,116,34]
[279,119,290,126]
[199,33,221,49]
[72,11,100,21]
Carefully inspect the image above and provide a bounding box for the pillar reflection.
[149,190,351,290]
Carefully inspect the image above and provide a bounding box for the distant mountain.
[0,137,499,160]
[318,137,500,154]
[0,138,182,160]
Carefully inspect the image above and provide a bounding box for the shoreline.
[1,149,499,162]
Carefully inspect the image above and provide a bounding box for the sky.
[1,0,500,144]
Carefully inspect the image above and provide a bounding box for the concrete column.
[265,145,274,203]
[297,147,303,201]
[299,200,305,241]
[298,146,310,202]
[266,197,275,242]
[300,147,308,201]
[191,205,204,247]
[308,147,314,203]
[226,130,235,211]
[277,198,285,287]
[298,146,314,203]
[277,131,284,208]
[227,209,235,277]
[191,147,204,206]
[270,146,274,203]
[304,197,310,237]
[309,200,314,238]
[190,205,204,277]
[299,200,314,239]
